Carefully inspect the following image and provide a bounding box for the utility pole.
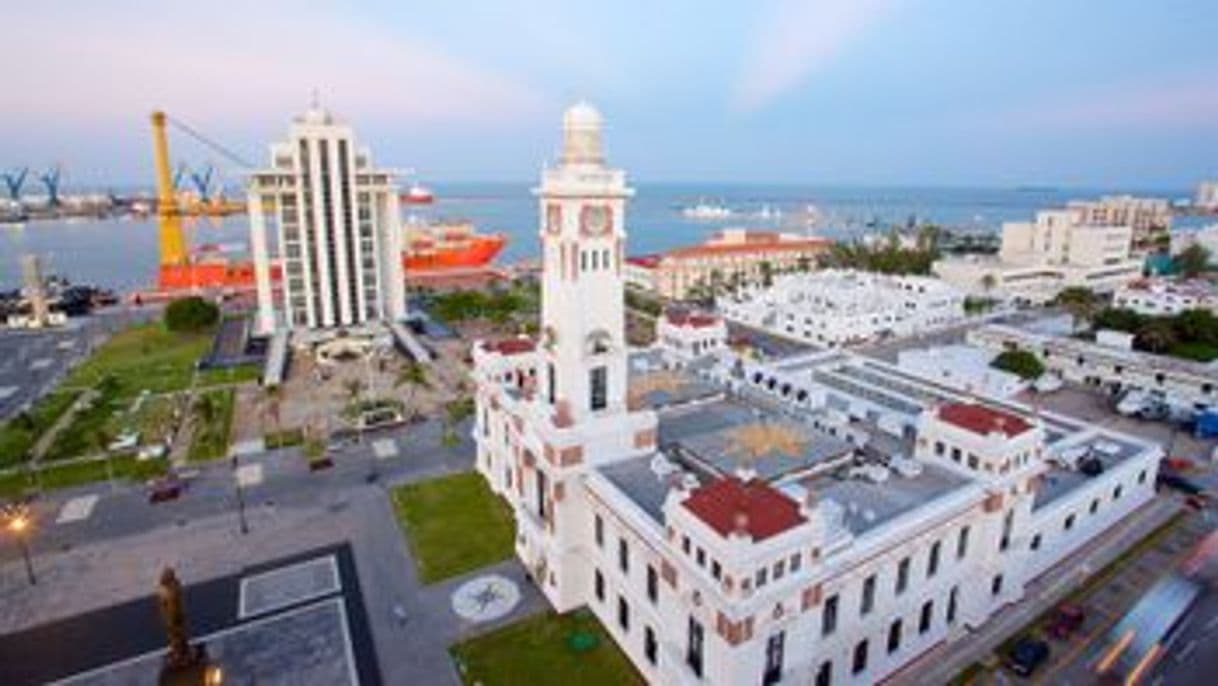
[231,455,249,535]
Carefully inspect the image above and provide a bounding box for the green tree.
[164,297,220,332]
[1135,318,1177,353]
[759,261,775,288]
[442,396,475,446]
[1093,307,1145,333]
[1174,244,1212,278]
[1173,308,1218,345]
[1055,287,1097,332]
[991,349,1045,380]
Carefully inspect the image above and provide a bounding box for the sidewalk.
[887,496,1183,685]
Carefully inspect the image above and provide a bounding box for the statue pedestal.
[159,644,218,686]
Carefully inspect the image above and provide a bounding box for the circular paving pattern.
[451,574,521,623]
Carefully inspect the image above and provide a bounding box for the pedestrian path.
[56,495,100,524]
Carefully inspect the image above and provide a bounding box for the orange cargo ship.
[402,220,506,271]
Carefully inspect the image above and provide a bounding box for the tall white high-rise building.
[247,106,405,334]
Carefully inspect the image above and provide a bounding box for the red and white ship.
[402,183,434,205]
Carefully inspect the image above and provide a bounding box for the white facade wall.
[1113,280,1218,316]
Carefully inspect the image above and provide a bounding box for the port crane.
[39,166,62,207]
[2,167,28,200]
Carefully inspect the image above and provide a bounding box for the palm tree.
[1055,287,1097,333]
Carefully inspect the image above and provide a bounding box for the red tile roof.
[627,254,663,268]
[664,308,720,329]
[683,477,806,541]
[937,403,1033,437]
[665,236,831,260]
[481,337,536,355]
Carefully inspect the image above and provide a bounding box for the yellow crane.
[151,110,188,267]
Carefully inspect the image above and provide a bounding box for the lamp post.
[3,503,36,585]
[230,456,249,536]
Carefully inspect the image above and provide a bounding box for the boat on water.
[403,219,505,272]
[402,183,434,205]
[681,202,733,220]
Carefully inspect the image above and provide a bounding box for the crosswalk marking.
[372,439,398,460]
[30,358,53,371]
[57,494,100,524]
[236,463,264,488]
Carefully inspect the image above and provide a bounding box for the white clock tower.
[536,102,631,425]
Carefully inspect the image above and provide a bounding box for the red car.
[1047,603,1085,640]
[148,475,184,503]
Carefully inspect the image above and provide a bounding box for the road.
[0,306,155,421]
[1149,524,1218,685]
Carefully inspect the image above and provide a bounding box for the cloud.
[0,2,551,133]
[734,0,899,112]
[974,72,1218,133]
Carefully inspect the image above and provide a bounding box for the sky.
[2,0,1216,190]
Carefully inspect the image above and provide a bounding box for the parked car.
[1047,603,1085,640]
[1157,472,1204,496]
[1006,636,1050,677]
[147,475,184,503]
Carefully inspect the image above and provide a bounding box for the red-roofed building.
[937,402,1033,437]
[682,476,806,541]
[481,337,537,356]
[657,305,727,361]
[627,229,831,299]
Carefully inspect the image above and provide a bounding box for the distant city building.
[934,209,1142,304]
[1170,224,1218,259]
[1195,181,1218,211]
[896,344,1028,398]
[719,270,964,347]
[1065,195,1171,252]
[1113,278,1218,316]
[628,229,831,300]
[247,106,405,334]
[655,306,727,363]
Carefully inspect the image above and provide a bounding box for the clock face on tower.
[545,204,563,235]
[580,204,612,237]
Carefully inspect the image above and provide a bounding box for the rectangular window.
[590,366,608,411]
[695,547,706,567]
[790,553,802,573]
[645,626,657,665]
[547,363,556,404]
[1064,514,1075,531]
[595,569,604,601]
[919,600,933,634]
[928,541,941,578]
[822,594,839,636]
[896,557,910,595]
[1030,533,1042,551]
[947,586,958,623]
[762,631,785,686]
[1000,511,1013,551]
[687,617,704,677]
[887,619,902,654]
[958,525,970,559]
[647,565,658,604]
[594,514,604,547]
[861,575,876,616]
[991,574,1003,596]
[816,660,832,686]
[711,560,722,581]
[618,538,629,574]
[756,567,768,587]
[618,596,629,631]
[852,639,868,675]
[535,470,547,520]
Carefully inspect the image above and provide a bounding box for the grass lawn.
[264,427,304,449]
[188,388,235,461]
[0,390,79,468]
[391,471,515,583]
[450,610,643,686]
[63,323,212,398]
[196,363,262,388]
[0,454,169,499]
[43,384,123,462]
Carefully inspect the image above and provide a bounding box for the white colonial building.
[247,106,406,334]
[656,307,728,364]
[718,270,963,348]
[473,105,1164,686]
[1114,278,1218,316]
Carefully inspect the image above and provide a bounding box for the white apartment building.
[934,209,1142,304]
[718,270,963,348]
[473,106,1163,685]
[1113,278,1218,316]
[247,106,406,334]
[1171,224,1218,260]
[896,344,1028,399]
[1195,182,1218,211]
[1065,195,1172,251]
[968,323,1217,410]
[656,307,728,363]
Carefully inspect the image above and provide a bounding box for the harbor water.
[0,183,1188,292]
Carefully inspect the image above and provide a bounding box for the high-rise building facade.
[247,106,405,334]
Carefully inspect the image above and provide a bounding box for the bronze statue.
[157,566,220,685]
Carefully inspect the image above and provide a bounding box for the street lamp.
[3,503,37,585]
[229,456,249,536]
